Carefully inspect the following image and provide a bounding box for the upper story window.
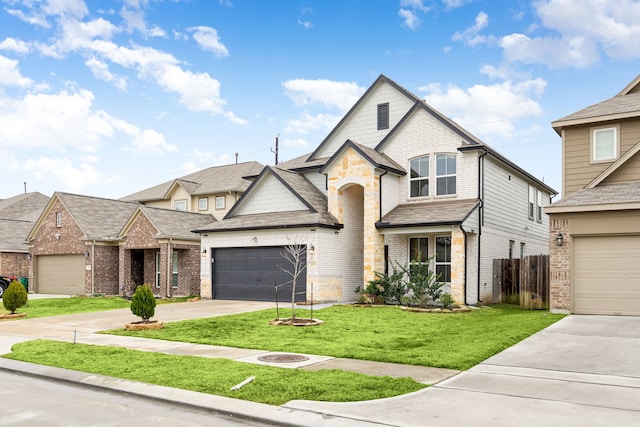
[174,199,187,211]
[528,186,535,220]
[377,103,389,130]
[536,190,542,222]
[215,196,226,210]
[591,125,618,162]
[198,197,208,211]
[56,212,62,228]
[436,154,456,196]
[410,156,429,198]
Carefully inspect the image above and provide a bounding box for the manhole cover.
[258,354,310,363]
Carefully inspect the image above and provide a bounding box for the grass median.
[4,340,426,405]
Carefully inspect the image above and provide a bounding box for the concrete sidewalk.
[0,299,639,426]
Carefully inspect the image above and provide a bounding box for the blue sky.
[0,0,638,200]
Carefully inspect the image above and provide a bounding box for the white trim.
[587,141,640,188]
[590,124,619,163]
[379,225,456,235]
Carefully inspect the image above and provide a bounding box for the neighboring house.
[195,75,556,305]
[121,161,264,219]
[0,192,49,279]
[27,192,213,297]
[546,74,640,316]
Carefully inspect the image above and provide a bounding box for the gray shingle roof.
[553,91,640,126]
[548,182,640,209]
[196,167,340,232]
[0,193,50,253]
[277,153,328,171]
[0,192,49,222]
[56,192,139,240]
[378,199,480,228]
[138,206,215,240]
[120,161,264,202]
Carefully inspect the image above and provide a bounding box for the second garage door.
[212,246,306,302]
[573,235,640,315]
[37,255,86,295]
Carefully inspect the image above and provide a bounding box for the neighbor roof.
[0,192,50,252]
[120,161,264,202]
[552,74,640,132]
[545,181,640,213]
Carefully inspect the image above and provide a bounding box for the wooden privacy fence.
[493,255,549,310]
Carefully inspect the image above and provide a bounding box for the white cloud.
[5,8,50,28]
[42,0,89,18]
[85,57,127,90]
[419,79,546,140]
[500,0,640,68]
[400,0,430,12]
[189,26,229,57]
[298,20,313,29]
[0,38,30,54]
[281,137,311,148]
[443,0,473,10]
[282,79,365,111]
[23,157,107,194]
[0,55,34,87]
[452,11,489,46]
[284,112,341,135]
[399,9,420,30]
[124,129,178,155]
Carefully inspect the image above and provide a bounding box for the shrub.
[356,263,407,305]
[439,292,455,309]
[3,280,28,314]
[400,256,444,308]
[130,284,156,322]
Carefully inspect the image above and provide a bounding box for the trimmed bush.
[130,284,156,322]
[3,280,28,314]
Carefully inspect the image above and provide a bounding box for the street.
[0,370,275,427]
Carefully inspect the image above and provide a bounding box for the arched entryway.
[340,184,364,297]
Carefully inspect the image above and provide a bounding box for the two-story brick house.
[546,74,640,316]
[195,75,556,305]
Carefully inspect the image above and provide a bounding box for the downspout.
[378,169,388,222]
[477,148,488,304]
[458,225,468,306]
[166,238,172,298]
[90,240,95,295]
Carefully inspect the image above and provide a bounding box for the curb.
[0,358,382,427]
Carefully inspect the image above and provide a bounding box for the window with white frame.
[174,199,187,211]
[435,236,451,283]
[56,212,62,228]
[592,126,618,162]
[410,156,429,198]
[215,195,225,209]
[171,251,179,288]
[155,252,161,288]
[198,197,208,211]
[536,190,542,222]
[377,103,389,130]
[436,154,456,196]
[528,186,535,220]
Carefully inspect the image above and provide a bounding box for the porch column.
[450,228,465,304]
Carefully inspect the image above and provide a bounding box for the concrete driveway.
[286,315,640,426]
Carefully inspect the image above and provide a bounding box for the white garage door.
[37,255,85,295]
[573,236,640,315]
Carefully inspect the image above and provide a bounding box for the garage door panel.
[37,255,85,295]
[573,236,640,316]
[213,247,306,302]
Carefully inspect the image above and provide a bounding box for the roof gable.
[309,75,418,161]
[587,141,640,189]
[320,139,406,176]
[121,206,214,241]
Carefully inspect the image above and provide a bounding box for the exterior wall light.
[85,251,90,258]
[201,248,207,254]
[555,232,564,247]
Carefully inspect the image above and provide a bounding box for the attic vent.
[377,103,389,130]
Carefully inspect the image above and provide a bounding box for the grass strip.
[4,340,426,405]
[106,304,564,370]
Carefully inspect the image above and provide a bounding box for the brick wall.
[549,216,571,313]
[91,245,119,295]
[0,253,29,278]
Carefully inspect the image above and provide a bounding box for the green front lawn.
[4,340,426,405]
[107,304,565,370]
[0,295,190,319]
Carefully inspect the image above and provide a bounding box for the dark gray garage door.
[212,246,306,302]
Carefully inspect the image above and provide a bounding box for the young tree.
[130,284,156,322]
[3,280,28,314]
[279,238,308,320]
